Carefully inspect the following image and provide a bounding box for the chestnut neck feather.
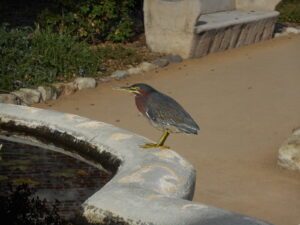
[134,90,152,116]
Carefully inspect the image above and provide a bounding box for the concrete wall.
[200,0,235,14]
[144,0,202,57]
[236,0,282,11]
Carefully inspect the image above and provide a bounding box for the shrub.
[37,0,138,43]
[277,0,300,23]
[0,24,101,91]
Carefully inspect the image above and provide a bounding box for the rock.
[74,77,97,90]
[98,77,113,83]
[127,67,143,75]
[111,70,129,80]
[0,94,18,104]
[12,88,41,105]
[127,62,158,75]
[139,62,159,72]
[274,32,288,38]
[53,82,77,96]
[163,55,183,63]
[152,58,170,67]
[38,86,57,102]
[293,128,300,135]
[286,27,300,34]
[278,134,300,171]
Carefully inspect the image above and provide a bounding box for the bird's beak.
[113,86,132,92]
[113,86,140,94]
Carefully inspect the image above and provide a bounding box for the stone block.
[38,86,58,102]
[278,131,300,171]
[12,88,41,105]
[53,82,77,96]
[111,70,129,80]
[0,94,18,104]
[74,77,97,90]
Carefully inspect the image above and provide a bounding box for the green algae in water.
[12,178,40,185]
[0,175,8,180]
[50,169,89,178]
[0,159,32,166]
[9,165,30,171]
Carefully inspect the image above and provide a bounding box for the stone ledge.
[191,10,279,58]
[0,103,273,225]
[195,10,279,34]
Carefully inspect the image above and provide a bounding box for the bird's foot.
[140,143,170,149]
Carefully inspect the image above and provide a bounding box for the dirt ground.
[35,34,300,225]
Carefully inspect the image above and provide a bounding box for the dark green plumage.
[114,83,200,149]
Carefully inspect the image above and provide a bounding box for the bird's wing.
[145,92,200,134]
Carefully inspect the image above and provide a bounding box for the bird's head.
[113,83,155,96]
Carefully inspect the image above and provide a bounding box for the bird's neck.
[135,94,147,116]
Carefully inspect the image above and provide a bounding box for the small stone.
[286,27,300,34]
[139,62,159,72]
[127,67,143,75]
[74,77,97,90]
[0,94,18,104]
[53,82,77,96]
[38,86,57,102]
[274,32,288,38]
[12,88,41,105]
[163,55,183,63]
[293,128,300,135]
[152,58,169,67]
[278,134,300,171]
[98,77,113,83]
[111,70,129,80]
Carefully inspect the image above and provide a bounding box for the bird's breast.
[135,95,147,117]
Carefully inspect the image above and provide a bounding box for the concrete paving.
[35,34,300,225]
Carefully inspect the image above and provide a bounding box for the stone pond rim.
[0,103,273,225]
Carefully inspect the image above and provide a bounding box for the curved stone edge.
[0,103,273,225]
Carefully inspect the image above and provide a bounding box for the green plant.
[277,0,300,23]
[0,24,101,91]
[38,0,137,43]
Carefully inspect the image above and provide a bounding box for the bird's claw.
[140,143,170,149]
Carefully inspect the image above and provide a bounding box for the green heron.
[114,83,199,149]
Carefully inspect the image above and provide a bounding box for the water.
[0,138,113,218]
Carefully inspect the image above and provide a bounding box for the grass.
[0,25,101,91]
[277,0,300,23]
[0,24,160,92]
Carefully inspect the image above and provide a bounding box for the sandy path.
[35,35,300,225]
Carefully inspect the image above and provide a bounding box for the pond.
[0,137,113,219]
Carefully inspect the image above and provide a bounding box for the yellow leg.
[157,130,169,146]
[140,130,170,149]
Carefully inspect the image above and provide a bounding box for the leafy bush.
[0,24,101,91]
[277,0,300,23]
[38,0,138,43]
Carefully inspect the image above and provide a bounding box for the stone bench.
[192,10,279,57]
[144,0,281,58]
